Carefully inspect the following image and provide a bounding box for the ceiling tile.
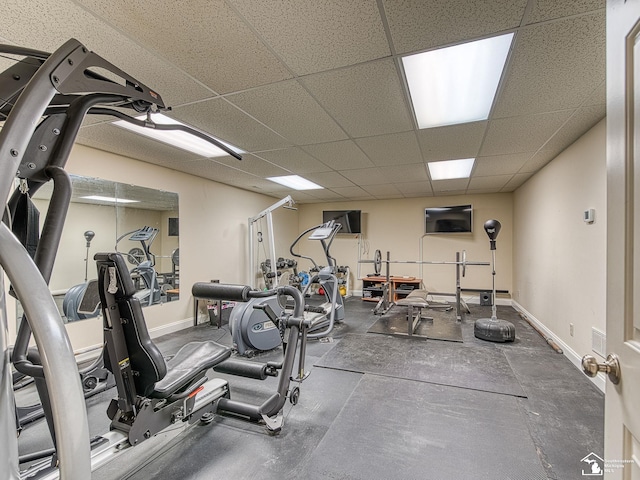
[417,122,487,161]
[494,12,605,117]
[256,148,332,174]
[394,181,433,197]
[77,123,203,166]
[176,158,266,187]
[502,172,534,191]
[473,153,532,177]
[355,131,422,166]
[525,0,604,24]
[330,186,375,199]
[214,153,290,177]
[468,175,512,190]
[229,0,390,75]
[289,191,324,203]
[2,0,214,106]
[377,164,429,183]
[541,104,606,153]
[382,0,527,54]
[518,149,560,174]
[340,168,388,186]
[301,59,413,138]
[76,0,292,94]
[227,81,347,145]
[584,81,606,106]
[304,189,347,201]
[361,184,402,197]
[304,171,356,188]
[432,178,470,193]
[303,140,374,170]
[481,110,573,156]
[172,98,291,153]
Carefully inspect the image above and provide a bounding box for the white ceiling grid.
[1,0,606,202]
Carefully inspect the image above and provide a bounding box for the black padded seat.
[151,341,231,399]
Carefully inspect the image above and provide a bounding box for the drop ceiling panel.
[172,98,292,153]
[256,148,332,174]
[2,0,213,106]
[432,179,470,193]
[541,104,606,153]
[76,0,292,94]
[395,181,433,197]
[525,0,604,24]
[227,81,347,145]
[481,110,573,156]
[77,124,202,167]
[304,172,355,188]
[417,122,487,162]
[584,81,606,106]
[355,131,422,166]
[494,12,605,118]
[330,186,375,199]
[361,183,402,197]
[502,172,534,191]
[382,0,527,54]
[473,153,532,177]
[304,189,347,201]
[300,59,413,138]
[229,0,390,75]
[377,164,429,184]
[467,175,512,190]
[289,191,323,203]
[213,153,290,178]
[518,149,561,174]
[340,168,389,186]
[172,158,262,185]
[303,140,374,170]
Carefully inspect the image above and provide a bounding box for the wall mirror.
[24,175,179,323]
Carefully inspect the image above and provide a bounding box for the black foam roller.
[191,282,252,302]
[213,358,269,380]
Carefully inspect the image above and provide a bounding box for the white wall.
[513,119,606,369]
[297,194,513,299]
[7,143,299,352]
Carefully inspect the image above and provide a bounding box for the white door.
[596,0,640,478]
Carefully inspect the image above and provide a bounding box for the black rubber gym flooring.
[17,297,604,480]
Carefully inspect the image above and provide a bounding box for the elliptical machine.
[230,220,345,355]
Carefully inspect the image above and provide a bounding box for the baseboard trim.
[73,317,193,362]
[511,300,605,393]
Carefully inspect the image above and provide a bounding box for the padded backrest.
[95,252,167,398]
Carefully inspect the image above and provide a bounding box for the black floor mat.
[292,375,546,480]
[367,309,463,342]
[316,333,526,397]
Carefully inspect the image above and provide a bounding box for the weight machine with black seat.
[0,38,247,480]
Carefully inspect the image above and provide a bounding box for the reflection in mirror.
[23,175,179,324]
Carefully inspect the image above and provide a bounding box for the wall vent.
[592,328,606,358]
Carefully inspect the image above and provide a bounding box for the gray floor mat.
[316,333,526,397]
[292,375,546,480]
[368,310,463,342]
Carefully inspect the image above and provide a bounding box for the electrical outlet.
[570,323,574,336]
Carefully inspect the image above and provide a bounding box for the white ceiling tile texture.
[2,0,606,202]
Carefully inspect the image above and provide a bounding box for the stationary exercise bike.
[230,220,345,355]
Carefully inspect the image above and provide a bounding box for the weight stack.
[474,318,516,343]
[480,291,492,306]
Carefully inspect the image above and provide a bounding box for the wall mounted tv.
[322,210,362,234]
[425,205,473,234]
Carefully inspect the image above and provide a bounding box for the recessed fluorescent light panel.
[428,158,475,180]
[114,113,243,158]
[80,195,139,204]
[402,33,514,129]
[266,175,323,190]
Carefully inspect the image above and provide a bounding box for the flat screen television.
[425,205,472,234]
[322,210,362,234]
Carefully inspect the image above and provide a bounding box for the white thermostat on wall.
[584,208,595,224]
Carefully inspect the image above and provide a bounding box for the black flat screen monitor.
[322,210,362,234]
[425,205,472,234]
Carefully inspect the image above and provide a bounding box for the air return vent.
[592,328,606,358]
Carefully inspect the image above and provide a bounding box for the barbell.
[360,249,489,277]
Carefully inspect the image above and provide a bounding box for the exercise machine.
[230,220,345,355]
[0,38,241,479]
